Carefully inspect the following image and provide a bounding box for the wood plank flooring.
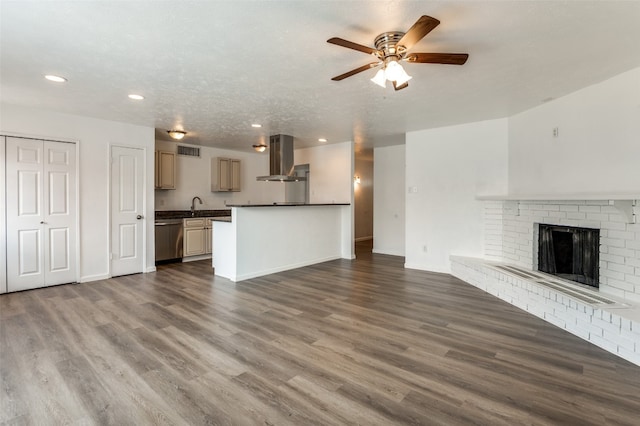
[2,242,640,425]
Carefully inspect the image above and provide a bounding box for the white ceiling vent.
[177,145,200,157]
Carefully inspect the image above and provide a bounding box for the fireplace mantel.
[477,195,638,224]
[476,193,640,201]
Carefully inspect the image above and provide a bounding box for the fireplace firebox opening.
[537,224,600,287]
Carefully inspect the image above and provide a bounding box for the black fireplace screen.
[538,224,600,287]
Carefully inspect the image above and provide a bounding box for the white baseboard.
[372,248,405,257]
[145,266,157,273]
[182,254,212,263]
[404,262,450,274]
[355,236,373,242]
[79,273,110,283]
[229,255,342,282]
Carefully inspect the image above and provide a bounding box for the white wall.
[0,137,6,293]
[155,140,283,210]
[354,151,373,240]
[405,118,509,273]
[402,67,639,275]
[1,103,156,282]
[509,67,640,196]
[295,141,353,204]
[294,141,354,259]
[373,144,405,256]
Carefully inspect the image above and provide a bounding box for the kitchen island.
[212,203,352,282]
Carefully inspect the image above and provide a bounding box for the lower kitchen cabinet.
[183,218,205,257]
[183,217,213,258]
[204,218,213,254]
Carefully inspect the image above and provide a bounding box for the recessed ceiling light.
[44,74,67,83]
[318,138,327,142]
[128,94,144,100]
[251,124,262,128]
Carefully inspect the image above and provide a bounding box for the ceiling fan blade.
[327,37,377,55]
[331,62,380,81]
[405,52,469,65]
[397,15,440,50]
[393,81,409,91]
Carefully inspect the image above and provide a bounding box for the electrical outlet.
[422,244,428,252]
[408,186,418,193]
[553,127,559,137]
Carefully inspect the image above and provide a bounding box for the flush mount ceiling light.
[251,124,262,128]
[318,138,328,143]
[128,94,145,100]
[327,15,468,91]
[252,144,268,152]
[44,74,67,83]
[167,130,187,140]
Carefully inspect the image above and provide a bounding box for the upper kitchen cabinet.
[211,157,241,192]
[155,150,176,189]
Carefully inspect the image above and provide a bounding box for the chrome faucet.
[190,196,203,216]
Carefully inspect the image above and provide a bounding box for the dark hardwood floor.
[2,243,640,425]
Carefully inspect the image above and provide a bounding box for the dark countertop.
[211,216,232,222]
[226,203,350,208]
[155,209,231,220]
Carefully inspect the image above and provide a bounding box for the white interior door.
[111,146,144,277]
[6,137,76,292]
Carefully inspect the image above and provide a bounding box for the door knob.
[40,221,46,224]
[136,215,143,220]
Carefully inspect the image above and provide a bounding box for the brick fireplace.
[451,198,640,366]
[484,199,640,302]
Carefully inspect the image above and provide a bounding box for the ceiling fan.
[327,15,468,91]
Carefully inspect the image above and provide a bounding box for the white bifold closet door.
[6,137,77,292]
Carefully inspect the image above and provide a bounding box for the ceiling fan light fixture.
[252,144,268,152]
[393,65,412,86]
[167,130,186,140]
[370,68,386,88]
[329,16,467,91]
[385,59,411,85]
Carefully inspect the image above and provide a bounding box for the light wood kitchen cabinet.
[155,150,176,189]
[211,157,241,192]
[183,218,206,256]
[183,218,213,258]
[204,218,213,254]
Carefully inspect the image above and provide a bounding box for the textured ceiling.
[2,1,640,152]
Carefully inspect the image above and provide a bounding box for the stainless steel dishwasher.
[155,219,184,263]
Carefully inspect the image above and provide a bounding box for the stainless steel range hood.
[257,134,306,182]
